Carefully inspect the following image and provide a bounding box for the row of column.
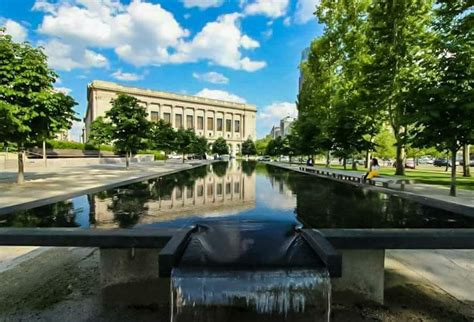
[145,103,245,139]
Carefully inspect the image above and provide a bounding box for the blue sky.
[0,0,322,139]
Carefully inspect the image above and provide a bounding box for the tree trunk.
[395,142,405,176]
[352,156,358,170]
[450,149,457,197]
[17,149,25,184]
[343,157,347,170]
[463,144,471,177]
[326,151,330,168]
[125,151,130,169]
[445,153,449,172]
[365,150,371,169]
[182,153,185,163]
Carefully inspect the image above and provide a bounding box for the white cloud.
[193,71,229,84]
[2,19,28,43]
[34,1,265,72]
[39,39,108,71]
[111,69,144,81]
[243,0,289,18]
[195,88,246,103]
[180,0,223,9]
[294,0,320,24]
[171,13,266,72]
[257,101,297,135]
[54,86,72,95]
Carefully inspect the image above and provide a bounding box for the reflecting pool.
[1,162,473,229]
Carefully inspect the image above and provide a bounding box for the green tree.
[106,94,150,168]
[191,135,208,157]
[174,128,196,163]
[255,135,272,155]
[0,30,77,183]
[87,117,112,158]
[149,119,176,159]
[241,138,257,157]
[373,127,396,160]
[365,0,435,175]
[212,137,229,155]
[410,0,473,196]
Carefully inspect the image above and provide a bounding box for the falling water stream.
[170,222,332,322]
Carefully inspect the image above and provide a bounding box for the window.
[234,120,240,133]
[175,114,183,128]
[234,182,240,194]
[175,187,183,199]
[207,117,214,130]
[186,115,194,129]
[217,118,223,131]
[226,119,232,132]
[217,183,223,195]
[150,111,159,122]
[163,113,171,123]
[207,184,214,196]
[197,116,204,130]
[197,185,204,197]
[226,183,231,194]
[186,188,194,199]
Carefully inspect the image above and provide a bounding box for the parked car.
[256,156,271,162]
[418,156,434,164]
[392,159,416,169]
[405,159,416,169]
[433,158,451,167]
[459,159,474,167]
[168,153,182,160]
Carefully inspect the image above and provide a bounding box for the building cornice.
[87,80,257,112]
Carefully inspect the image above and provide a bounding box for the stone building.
[84,80,257,156]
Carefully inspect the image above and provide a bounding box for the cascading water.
[170,222,332,322]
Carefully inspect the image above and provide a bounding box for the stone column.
[100,248,169,307]
[332,249,385,304]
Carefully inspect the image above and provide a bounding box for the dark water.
[1,162,473,229]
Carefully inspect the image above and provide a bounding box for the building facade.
[84,81,257,155]
[280,116,296,137]
[270,125,281,139]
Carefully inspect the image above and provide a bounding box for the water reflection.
[264,165,474,229]
[1,162,473,229]
[91,162,256,228]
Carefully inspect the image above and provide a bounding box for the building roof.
[87,80,257,112]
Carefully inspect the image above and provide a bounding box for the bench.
[368,177,414,189]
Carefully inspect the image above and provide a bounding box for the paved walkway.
[0,160,211,214]
[386,249,474,303]
[272,162,474,210]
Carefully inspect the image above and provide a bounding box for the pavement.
[0,160,211,214]
[386,249,474,303]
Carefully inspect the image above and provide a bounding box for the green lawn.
[314,164,474,191]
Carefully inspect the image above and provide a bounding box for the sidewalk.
[0,160,211,215]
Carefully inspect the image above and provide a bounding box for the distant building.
[270,126,281,139]
[299,47,310,92]
[280,116,296,137]
[84,81,257,156]
[55,129,70,141]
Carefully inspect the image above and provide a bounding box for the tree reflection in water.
[264,165,474,229]
[0,201,80,228]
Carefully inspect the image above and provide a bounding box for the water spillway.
[169,222,334,321]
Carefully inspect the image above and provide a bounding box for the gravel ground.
[0,247,472,322]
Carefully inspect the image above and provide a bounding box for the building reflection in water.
[90,162,257,228]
